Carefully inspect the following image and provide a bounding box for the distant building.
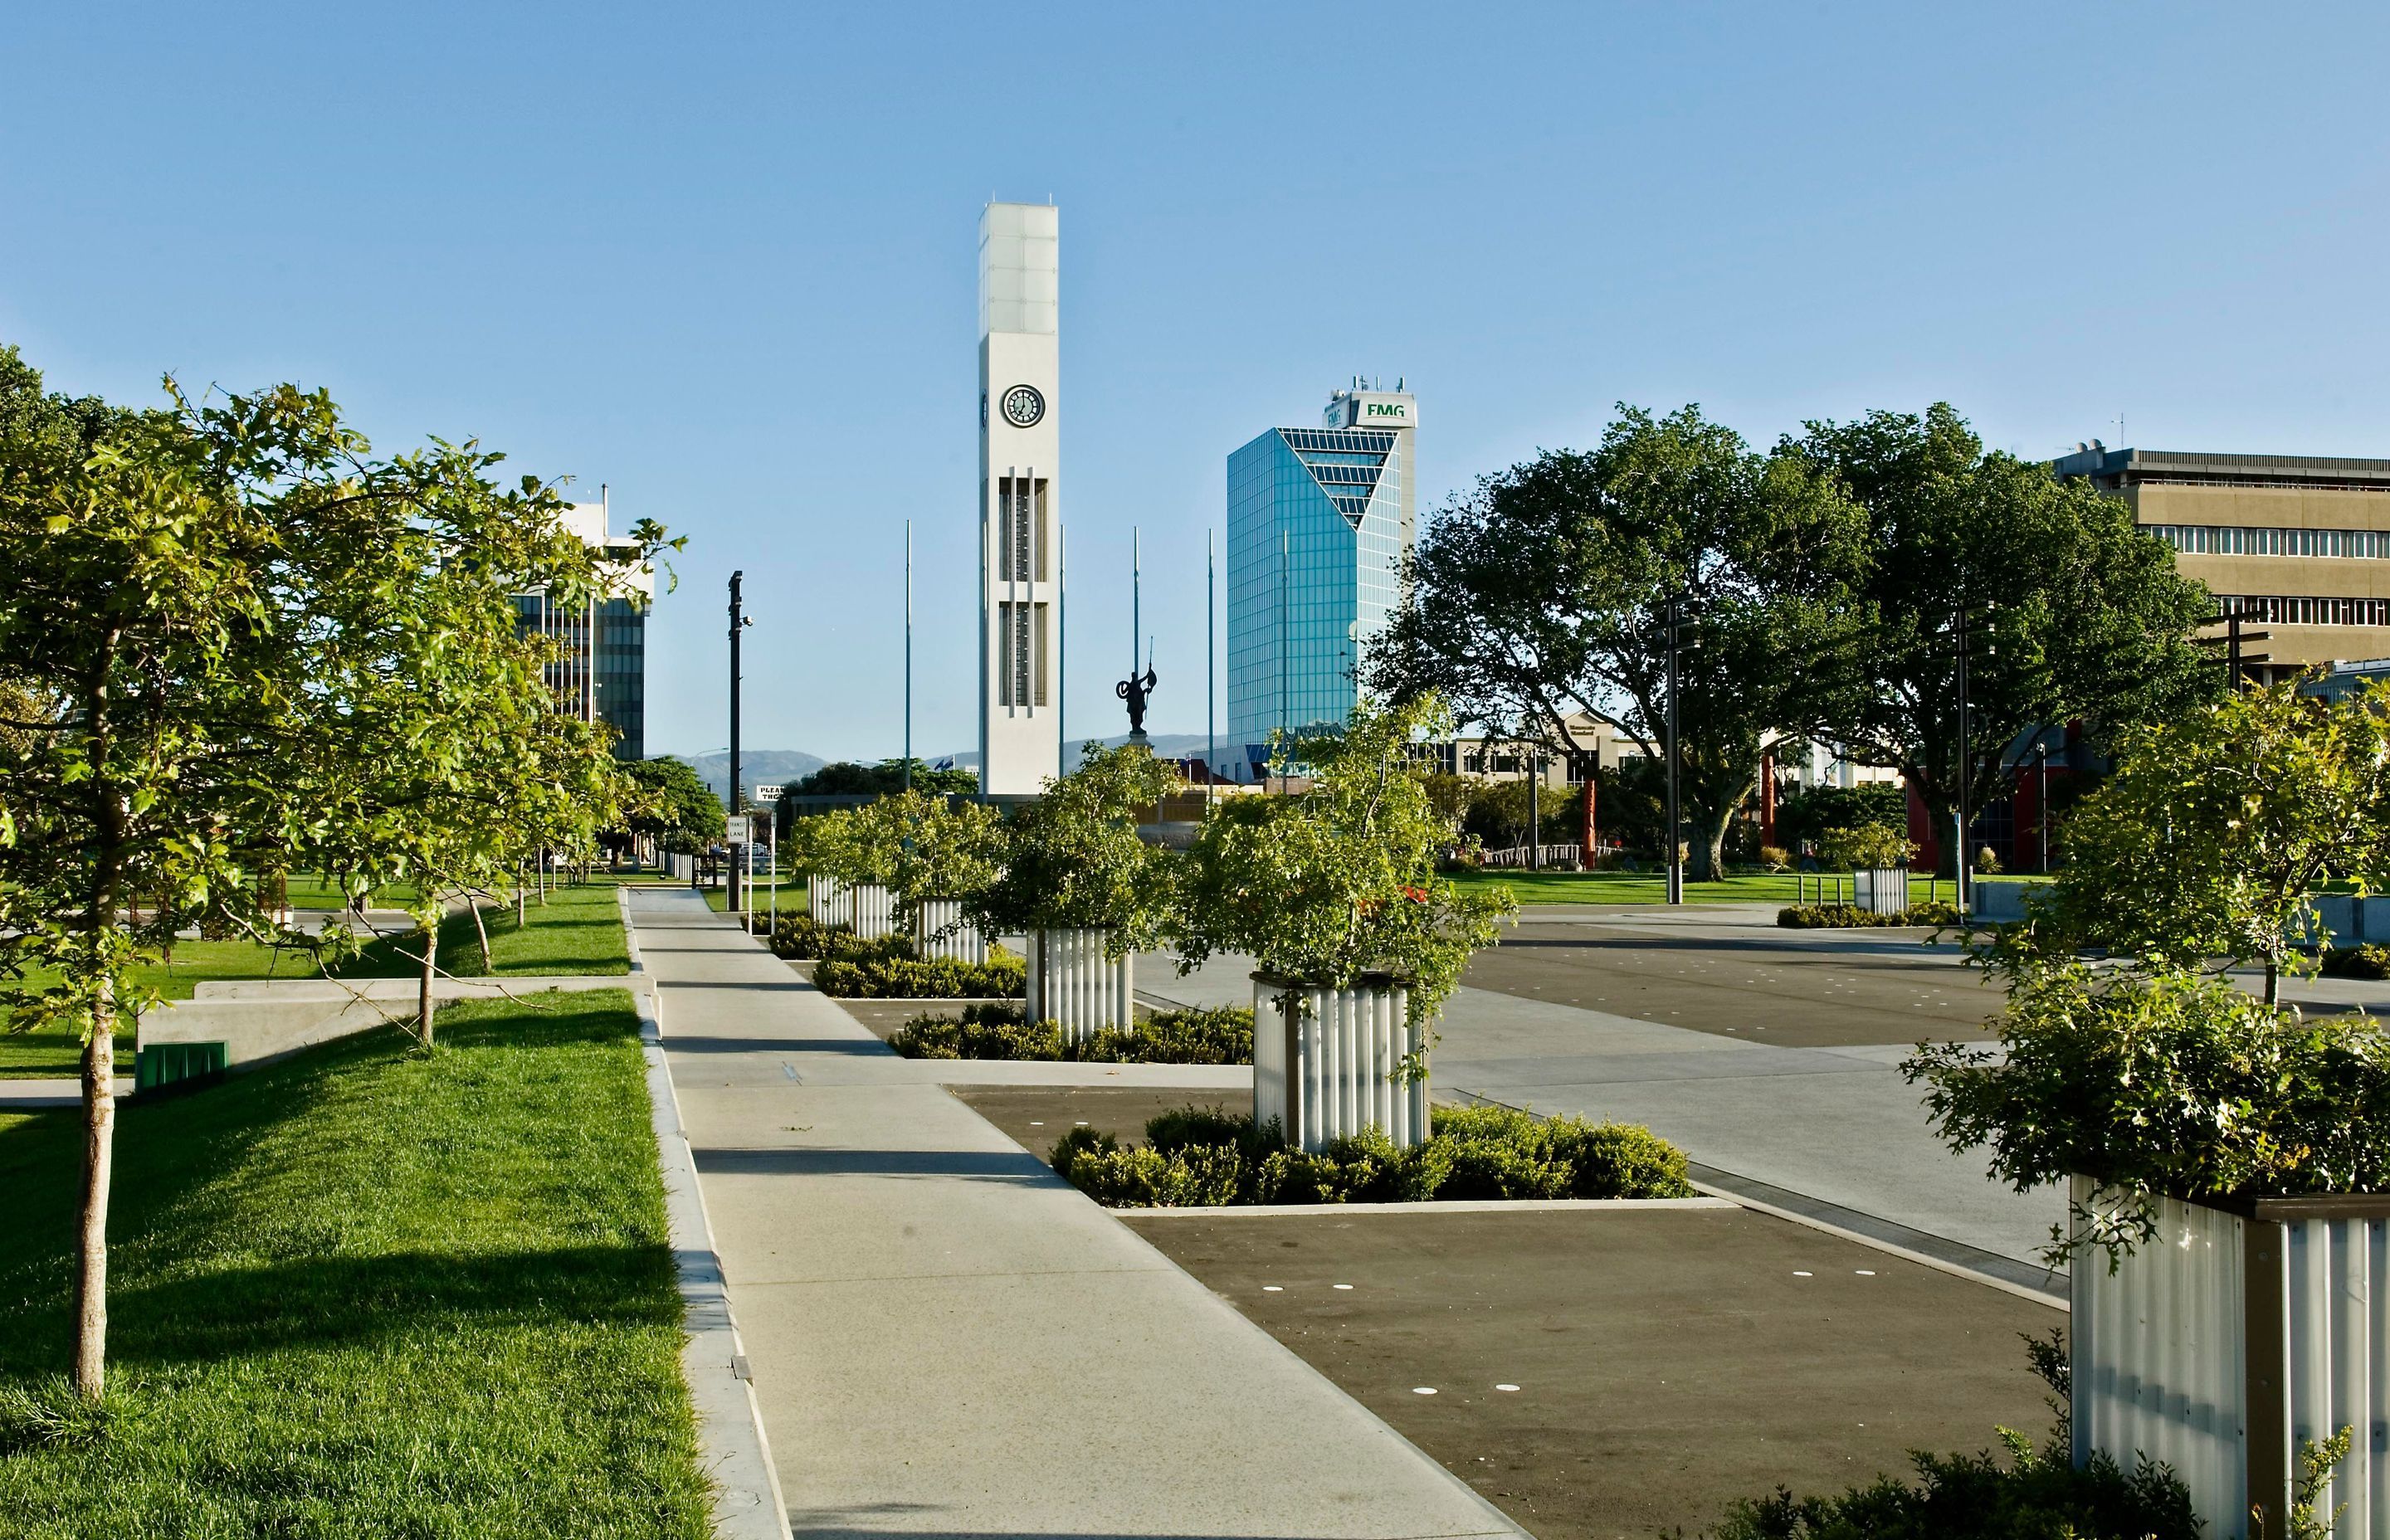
[517,498,651,762]
[1222,381,1417,780]
[2052,444,2390,683]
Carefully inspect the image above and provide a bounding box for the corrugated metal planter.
[807,875,845,928]
[848,882,897,940]
[1026,928,1132,1043]
[2071,1175,2390,1536]
[913,896,988,964]
[1852,867,1910,915]
[1251,974,1427,1153]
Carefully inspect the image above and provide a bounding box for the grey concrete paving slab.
[629,889,1524,1539]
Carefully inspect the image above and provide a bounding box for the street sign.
[754,783,783,802]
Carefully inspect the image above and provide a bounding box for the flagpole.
[904,519,912,793]
[1207,528,1216,810]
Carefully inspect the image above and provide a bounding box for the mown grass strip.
[0,988,709,1538]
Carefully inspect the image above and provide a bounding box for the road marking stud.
[1412,1386,1437,1395]
[1792,1270,1812,1276]
[1495,1383,1520,1391]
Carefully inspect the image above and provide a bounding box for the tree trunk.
[74,973,116,1402]
[1690,802,1735,882]
[515,865,526,928]
[2266,958,2280,1009]
[470,897,491,973]
[417,915,437,1047]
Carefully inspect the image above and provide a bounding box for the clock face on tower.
[1000,384,1046,429]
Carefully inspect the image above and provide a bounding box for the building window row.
[2214,594,2390,627]
[2152,524,2390,558]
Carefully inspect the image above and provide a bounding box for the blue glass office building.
[1224,387,1416,779]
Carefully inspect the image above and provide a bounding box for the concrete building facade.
[1222,382,1415,780]
[2052,445,2390,682]
[978,202,1063,797]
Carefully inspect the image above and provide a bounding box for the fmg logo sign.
[1364,401,1408,421]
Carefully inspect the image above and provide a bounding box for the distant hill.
[672,749,828,805]
[937,733,1219,768]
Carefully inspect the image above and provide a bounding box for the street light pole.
[1954,602,1968,915]
[904,521,913,794]
[728,571,749,914]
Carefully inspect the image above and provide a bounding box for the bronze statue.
[1116,664,1158,742]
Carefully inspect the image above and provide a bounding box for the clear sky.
[6,4,2385,762]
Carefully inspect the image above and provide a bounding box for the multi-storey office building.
[1222,383,1415,781]
[515,499,651,762]
[2051,445,2390,681]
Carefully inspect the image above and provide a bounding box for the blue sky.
[5,4,2385,760]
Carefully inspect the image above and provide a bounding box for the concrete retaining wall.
[138,975,643,1072]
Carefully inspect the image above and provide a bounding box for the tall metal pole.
[728,570,745,914]
[1955,604,1971,915]
[904,521,913,793]
[1132,525,1141,690]
[1207,529,1216,810]
[1666,597,1682,906]
[2037,741,2050,874]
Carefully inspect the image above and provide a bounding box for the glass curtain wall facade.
[1225,426,1405,777]
[515,592,646,762]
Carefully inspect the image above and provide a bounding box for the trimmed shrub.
[2322,943,2390,980]
[1778,902,1961,929]
[1706,1441,2195,1539]
[812,948,1026,999]
[883,1004,1256,1064]
[1056,1141,1246,1207]
[1056,1103,1694,1207]
[1077,1006,1253,1065]
[769,914,912,966]
[887,1004,1061,1060]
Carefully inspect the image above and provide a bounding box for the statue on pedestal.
[1116,663,1158,746]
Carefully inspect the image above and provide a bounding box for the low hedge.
[813,950,1025,999]
[2322,943,2390,980]
[1054,1103,1693,1207]
[1708,1442,2195,1539]
[887,1003,1254,1065]
[768,914,912,965]
[1778,901,1962,929]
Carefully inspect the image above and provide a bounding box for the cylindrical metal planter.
[1250,974,1427,1152]
[1851,867,1910,915]
[1026,928,1131,1044]
[2071,1176,2390,1537]
[848,882,897,940]
[807,874,846,929]
[913,896,988,964]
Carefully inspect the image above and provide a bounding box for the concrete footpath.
[628,889,1523,1540]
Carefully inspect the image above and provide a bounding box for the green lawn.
[700,874,806,916]
[1,880,628,1078]
[0,988,710,1538]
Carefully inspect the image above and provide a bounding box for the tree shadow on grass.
[0,988,648,1378]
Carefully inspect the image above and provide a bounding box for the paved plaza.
[629,887,1522,1539]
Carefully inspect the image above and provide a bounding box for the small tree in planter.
[782,804,901,936]
[1819,821,1916,914]
[1986,680,2390,1006]
[1903,684,2390,1535]
[1176,697,1515,1150]
[881,791,1006,962]
[968,745,1178,1040]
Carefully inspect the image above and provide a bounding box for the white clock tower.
[978,202,1063,797]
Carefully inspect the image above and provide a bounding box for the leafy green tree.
[1786,404,2215,874]
[0,352,660,1399]
[787,758,978,798]
[1980,681,2390,1006]
[1177,697,1516,1042]
[967,744,1179,952]
[1367,405,1866,880]
[1774,781,1908,853]
[622,756,725,856]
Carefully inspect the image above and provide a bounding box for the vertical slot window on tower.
[997,477,1049,582]
[997,602,1051,708]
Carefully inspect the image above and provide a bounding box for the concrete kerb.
[621,888,793,1540]
[1121,1196,1736,1218]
